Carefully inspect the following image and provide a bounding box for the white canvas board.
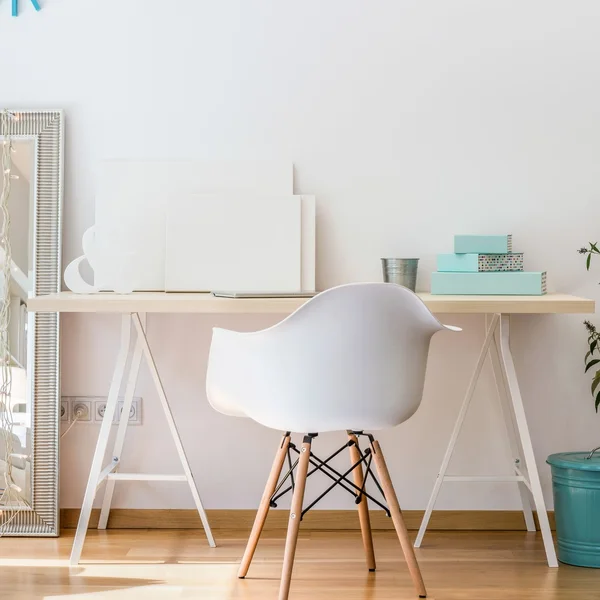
[94,160,293,290]
[165,194,302,292]
[300,195,316,291]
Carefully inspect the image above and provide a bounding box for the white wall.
[3,0,600,511]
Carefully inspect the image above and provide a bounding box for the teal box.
[437,253,524,272]
[454,234,512,254]
[431,271,546,295]
[438,254,480,272]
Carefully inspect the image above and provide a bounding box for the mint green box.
[437,253,523,272]
[454,234,512,254]
[431,271,546,295]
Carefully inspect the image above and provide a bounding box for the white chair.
[206,283,459,600]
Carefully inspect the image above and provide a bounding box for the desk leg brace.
[488,316,536,534]
[414,314,558,568]
[69,313,215,566]
[98,315,145,530]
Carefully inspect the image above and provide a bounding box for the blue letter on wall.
[12,0,42,17]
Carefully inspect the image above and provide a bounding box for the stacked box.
[454,235,512,254]
[437,253,524,273]
[431,235,546,295]
[431,271,546,295]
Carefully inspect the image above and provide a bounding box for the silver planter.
[381,258,419,291]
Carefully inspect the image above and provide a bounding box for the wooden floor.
[0,529,599,599]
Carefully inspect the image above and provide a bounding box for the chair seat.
[206,283,458,433]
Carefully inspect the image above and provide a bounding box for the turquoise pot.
[547,452,600,567]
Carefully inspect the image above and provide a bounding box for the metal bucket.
[547,450,600,567]
[381,258,419,291]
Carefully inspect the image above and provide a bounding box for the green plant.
[579,242,600,410]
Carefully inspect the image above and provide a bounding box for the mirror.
[0,110,63,536]
[1,138,34,511]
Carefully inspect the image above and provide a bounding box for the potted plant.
[545,243,600,567]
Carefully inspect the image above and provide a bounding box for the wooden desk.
[28,291,594,314]
[29,290,595,568]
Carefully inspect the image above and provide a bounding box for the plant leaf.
[595,391,600,413]
[592,340,598,355]
[587,254,591,270]
[585,359,600,373]
[592,242,600,253]
[592,373,600,396]
[586,351,592,362]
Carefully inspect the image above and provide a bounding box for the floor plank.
[0,529,598,599]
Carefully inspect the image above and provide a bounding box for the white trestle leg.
[415,314,557,568]
[131,313,215,547]
[70,312,215,566]
[496,315,557,567]
[98,314,146,530]
[487,315,536,532]
[415,314,499,548]
[70,315,132,565]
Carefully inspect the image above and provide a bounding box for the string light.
[0,109,28,532]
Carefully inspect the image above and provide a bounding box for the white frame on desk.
[28,291,594,567]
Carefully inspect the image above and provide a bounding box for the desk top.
[27,291,595,315]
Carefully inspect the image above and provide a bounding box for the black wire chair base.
[269,431,391,520]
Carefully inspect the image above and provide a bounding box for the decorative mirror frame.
[2,110,63,535]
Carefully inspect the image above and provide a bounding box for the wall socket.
[61,397,93,423]
[94,397,142,426]
[61,396,143,426]
[60,400,69,422]
[72,400,92,422]
[117,399,142,425]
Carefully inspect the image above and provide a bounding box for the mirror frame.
[2,110,63,535]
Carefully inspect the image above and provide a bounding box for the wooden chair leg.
[238,432,291,578]
[347,432,376,571]
[371,439,427,598]
[278,435,312,600]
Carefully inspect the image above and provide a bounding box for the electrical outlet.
[62,397,94,424]
[60,399,69,422]
[94,399,107,421]
[72,399,92,422]
[117,398,142,426]
[94,397,142,425]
